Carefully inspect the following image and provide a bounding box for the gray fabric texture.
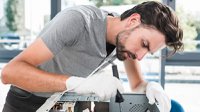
[33,5,115,97]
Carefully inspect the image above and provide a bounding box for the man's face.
[116,25,166,61]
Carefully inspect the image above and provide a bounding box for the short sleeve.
[38,10,85,55]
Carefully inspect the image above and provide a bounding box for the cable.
[111,62,124,112]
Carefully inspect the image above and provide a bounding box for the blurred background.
[0,0,200,111]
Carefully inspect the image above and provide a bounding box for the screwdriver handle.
[112,64,124,103]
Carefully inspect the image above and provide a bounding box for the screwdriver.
[111,63,124,112]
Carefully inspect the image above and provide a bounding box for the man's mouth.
[126,51,136,60]
[117,50,136,61]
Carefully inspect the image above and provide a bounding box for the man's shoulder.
[61,5,105,19]
[72,5,100,11]
[62,5,100,13]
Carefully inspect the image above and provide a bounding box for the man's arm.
[123,58,146,91]
[1,38,69,92]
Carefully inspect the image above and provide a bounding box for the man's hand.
[146,82,171,112]
[132,81,171,112]
[66,74,124,101]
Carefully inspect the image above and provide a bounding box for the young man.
[1,1,183,112]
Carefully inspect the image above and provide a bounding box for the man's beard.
[116,32,136,61]
[116,35,127,61]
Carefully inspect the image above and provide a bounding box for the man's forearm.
[124,59,145,90]
[1,60,69,92]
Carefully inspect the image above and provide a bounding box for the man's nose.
[136,49,148,61]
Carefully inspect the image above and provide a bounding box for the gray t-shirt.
[33,5,115,97]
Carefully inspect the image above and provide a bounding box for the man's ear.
[126,13,141,28]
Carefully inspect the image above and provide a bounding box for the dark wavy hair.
[120,1,183,56]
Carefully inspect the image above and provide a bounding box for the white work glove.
[146,82,171,112]
[66,74,124,101]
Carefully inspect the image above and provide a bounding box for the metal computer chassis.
[49,92,159,112]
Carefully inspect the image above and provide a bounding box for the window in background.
[0,0,50,50]
[164,1,200,112]
[164,0,200,87]
[176,0,200,52]
[0,0,3,19]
